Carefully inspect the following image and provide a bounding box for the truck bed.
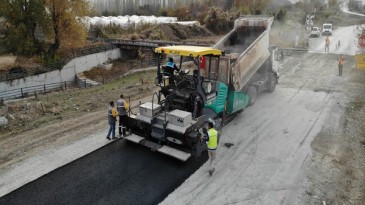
[214,16,274,91]
[217,27,265,55]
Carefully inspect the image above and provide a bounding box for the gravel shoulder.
[160,52,365,204]
[280,52,365,204]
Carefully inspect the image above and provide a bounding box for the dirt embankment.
[83,60,137,83]
[0,68,158,169]
[0,55,16,71]
[141,23,214,42]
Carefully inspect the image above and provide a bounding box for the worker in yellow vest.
[106,101,118,140]
[338,54,344,76]
[206,121,218,176]
[117,94,129,137]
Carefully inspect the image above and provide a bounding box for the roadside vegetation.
[0,0,92,59]
[1,0,361,137]
[2,0,347,71]
[348,0,365,14]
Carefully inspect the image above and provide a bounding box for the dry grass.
[0,55,16,71]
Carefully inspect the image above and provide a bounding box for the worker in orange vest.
[338,54,344,76]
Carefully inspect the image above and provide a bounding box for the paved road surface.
[0,140,207,205]
[160,24,362,204]
[308,26,358,55]
[341,0,365,17]
[0,17,361,205]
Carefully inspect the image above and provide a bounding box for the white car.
[310,27,320,37]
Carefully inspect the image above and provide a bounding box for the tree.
[233,0,271,14]
[168,6,192,21]
[223,0,235,10]
[275,7,287,22]
[44,0,92,58]
[328,0,338,10]
[0,0,48,56]
[204,7,229,33]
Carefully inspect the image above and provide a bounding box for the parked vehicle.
[322,23,333,36]
[310,27,321,37]
[123,16,279,161]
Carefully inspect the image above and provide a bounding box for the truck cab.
[322,23,332,36]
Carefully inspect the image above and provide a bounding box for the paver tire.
[267,74,277,93]
[247,86,257,106]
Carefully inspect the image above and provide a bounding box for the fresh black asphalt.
[0,139,208,205]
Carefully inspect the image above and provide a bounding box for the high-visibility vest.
[108,107,118,123]
[207,128,218,150]
[166,61,176,69]
[117,99,127,115]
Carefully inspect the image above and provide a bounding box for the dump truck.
[123,16,278,161]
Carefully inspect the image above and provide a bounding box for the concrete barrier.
[0,49,121,99]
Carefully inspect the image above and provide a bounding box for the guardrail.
[0,81,77,101]
[0,56,166,101]
[68,44,118,59]
[275,48,309,61]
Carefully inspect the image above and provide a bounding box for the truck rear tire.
[267,74,277,93]
[247,86,257,106]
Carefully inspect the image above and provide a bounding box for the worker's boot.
[209,168,215,176]
[122,128,127,138]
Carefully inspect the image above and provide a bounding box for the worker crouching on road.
[117,94,129,137]
[338,54,344,76]
[203,122,219,176]
[106,101,118,140]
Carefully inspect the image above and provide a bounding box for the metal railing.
[68,44,118,59]
[0,81,77,101]
[275,48,308,61]
[0,57,162,101]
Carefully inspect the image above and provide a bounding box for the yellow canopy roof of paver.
[154,46,222,57]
